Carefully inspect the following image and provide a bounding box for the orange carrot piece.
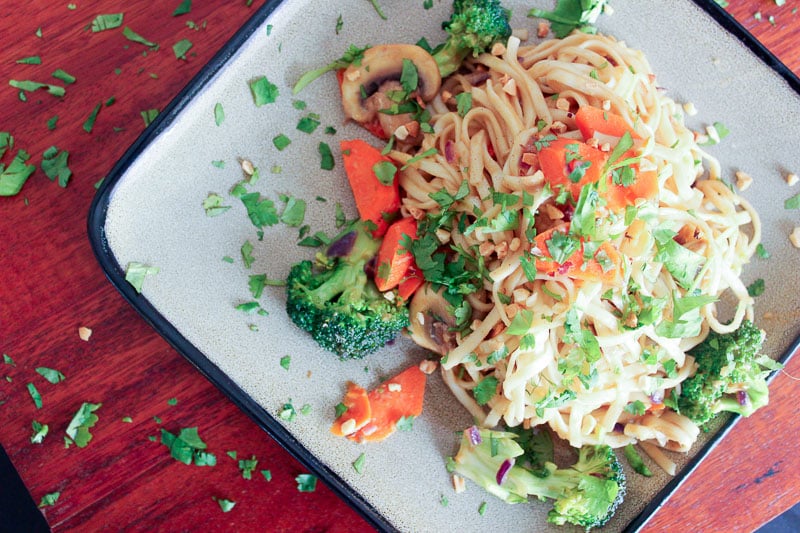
[538,138,609,203]
[340,139,400,237]
[397,265,424,302]
[348,365,427,443]
[534,224,622,284]
[575,106,641,140]
[330,382,371,437]
[374,217,418,292]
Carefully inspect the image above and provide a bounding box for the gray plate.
[89,1,800,531]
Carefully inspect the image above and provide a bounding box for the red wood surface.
[0,1,797,532]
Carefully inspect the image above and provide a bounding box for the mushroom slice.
[340,44,442,124]
[408,284,458,356]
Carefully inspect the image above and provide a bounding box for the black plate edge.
[83,1,800,532]
[86,1,393,531]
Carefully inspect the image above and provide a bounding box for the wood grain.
[0,1,797,532]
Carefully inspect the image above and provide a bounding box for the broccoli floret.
[676,321,777,426]
[285,223,409,359]
[454,427,626,529]
[433,0,513,77]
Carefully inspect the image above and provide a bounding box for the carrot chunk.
[340,139,400,237]
[374,217,418,292]
[575,106,641,140]
[330,382,371,437]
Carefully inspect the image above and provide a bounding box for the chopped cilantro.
[295,473,317,492]
[238,455,258,479]
[35,367,65,384]
[279,401,297,421]
[653,228,705,289]
[785,192,800,210]
[161,426,216,466]
[698,122,730,146]
[273,134,291,151]
[280,195,307,226]
[473,375,499,406]
[47,115,59,130]
[396,415,414,431]
[293,44,369,94]
[16,56,42,65]
[261,469,272,481]
[213,102,224,126]
[203,193,231,216]
[213,497,235,512]
[122,416,133,423]
[319,142,334,170]
[353,452,366,474]
[38,492,60,508]
[125,262,159,293]
[31,420,49,444]
[123,26,159,50]
[39,146,71,187]
[401,147,437,170]
[241,192,279,229]
[173,39,193,60]
[297,114,321,133]
[755,243,770,259]
[211,160,225,168]
[249,76,279,106]
[478,501,488,516]
[10,79,65,97]
[3,354,15,366]
[241,240,255,268]
[624,400,646,416]
[173,0,192,16]
[280,355,291,370]
[373,161,397,186]
[66,402,101,447]
[91,14,124,32]
[141,109,159,126]
[27,383,43,409]
[167,397,178,406]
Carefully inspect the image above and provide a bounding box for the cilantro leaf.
[319,142,334,170]
[295,473,317,492]
[396,415,415,431]
[653,228,705,289]
[213,497,235,512]
[35,367,65,384]
[353,453,366,474]
[203,193,231,217]
[27,383,42,409]
[65,402,101,448]
[238,455,258,479]
[125,262,159,293]
[280,196,307,227]
[173,39,193,60]
[373,161,397,186]
[240,192,279,229]
[9,80,65,97]
[249,76,279,107]
[173,0,192,16]
[455,92,472,117]
[38,492,60,508]
[785,192,800,210]
[747,278,765,297]
[473,375,499,406]
[161,427,216,466]
[31,420,49,444]
[91,14,124,32]
[122,26,159,49]
[213,102,224,126]
[0,149,36,196]
[528,0,609,38]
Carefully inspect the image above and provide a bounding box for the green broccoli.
[285,222,409,359]
[433,0,513,77]
[676,321,779,426]
[454,427,626,528]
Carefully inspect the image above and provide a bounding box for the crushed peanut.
[491,42,506,56]
[509,237,521,252]
[240,159,255,176]
[78,326,92,342]
[551,121,567,134]
[394,124,410,141]
[537,21,550,38]
[543,203,564,219]
[494,241,509,259]
[404,121,420,138]
[505,302,519,318]
[345,69,361,82]
[555,98,570,111]
[479,241,495,256]
[383,291,396,302]
[419,359,438,375]
[786,173,799,186]
[435,228,451,243]
[735,171,753,191]
[521,152,537,166]
[453,474,466,493]
[601,99,612,111]
[388,383,402,393]
[416,311,426,326]
[682,102,698,116]
[599,142,612,152]
[705,125,720,144]
[513,288,530,302]
[791,227,800,249]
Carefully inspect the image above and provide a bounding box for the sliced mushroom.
[340,44,441,124]
[408,284,458,356]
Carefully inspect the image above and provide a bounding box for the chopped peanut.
[479,241,494,256]
[78,327,92,342]
[735,171,753,191]
[419,359,438,375]
[511,28,529,41]
[388,383,402,393]
[340,418,357,436]
[521,152,537,166]
[453,474,466,493]
[682,102,698,116]
[240,159,255,176]
[555,97,570,111]
[491,42,506,56]
[345,69,361,82]
[393,124,409,141]
[502,78,517,96]
[786,173,799,186]
[509,237,521,252]
[537,21,550,38]
[791,227,800,249]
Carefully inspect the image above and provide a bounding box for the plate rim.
[86,1,800,531]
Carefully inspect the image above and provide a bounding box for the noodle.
[391,33,759,456]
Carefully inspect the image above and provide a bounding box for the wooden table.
[0,1,797,531]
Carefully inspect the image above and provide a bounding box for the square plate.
[88,1,800,531]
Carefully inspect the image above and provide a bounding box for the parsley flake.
[295,473,317,492]
[213,497,235,512]
[31,420,49,444]
[41,146,72,187]
[161,426,216,466]
[249,76,279,106]
[173,39,193,60]
[91,14,124,32]
[27,383,42,409]
[66,402,101,447]
[473,376,498,406]
[203,193,231,217]
[214,102,224,126]
[38,492,60,508]
[125,262,159,293]
[35,367,65,384]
